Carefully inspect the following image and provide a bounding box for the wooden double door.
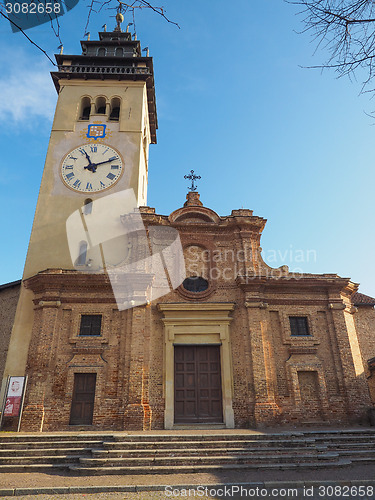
[174,345,223,423]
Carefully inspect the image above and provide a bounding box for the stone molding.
[328,303,346,310]
[158,302,235,430]
[37,300,61,308]
[245,301,268,309]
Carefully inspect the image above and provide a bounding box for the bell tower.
[26,18,157,279]
[1,19,157,400]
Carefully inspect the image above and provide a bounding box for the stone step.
[3,445,372,460]
[308,435,375,443]
[94,447,320,458]
[336,449,375,457]
[316,442,375,450]
[91,445,375,459]
[0,440,105,450]
[0,455,82,466]
[0,447,92,457]
[78,451,345,467]
[102,439,375,452]
[303,429,375,435]
[2,435,372,451]
[351,456,375,464]
[173,424,226,430]
[112,433,299,442]
[92,447,320,459]
[0,463,75,473]
[0,429,373,475]
[0,434,113,443]
[109,432,375,444]
[103,438,316,450]
[69,458,353,475]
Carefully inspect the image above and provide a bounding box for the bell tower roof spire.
[114,12,124,32]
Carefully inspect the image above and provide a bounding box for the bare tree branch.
[288,0,375,93]
[0,0,179,67]
[118,0,180,28]
[0,10,57,65]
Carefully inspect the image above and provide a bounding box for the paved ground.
[0,494,200,500]
[2,466,375,499]
[1,463,375,488]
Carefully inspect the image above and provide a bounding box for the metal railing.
[58,65,150,75]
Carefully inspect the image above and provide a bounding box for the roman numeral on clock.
[62,145,122,192]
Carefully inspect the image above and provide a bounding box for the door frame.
[158,303,235,429]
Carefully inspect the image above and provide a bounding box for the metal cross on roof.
[184,170,201,192]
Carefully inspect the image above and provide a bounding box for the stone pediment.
[169,192,221,224]
[169,207,220,224]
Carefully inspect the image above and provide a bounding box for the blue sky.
[0,0,374,297]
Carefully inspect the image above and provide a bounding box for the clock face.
[60,144,124,193]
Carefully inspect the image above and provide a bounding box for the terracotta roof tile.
[352,292,375,306]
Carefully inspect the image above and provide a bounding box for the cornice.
[158,302,235,312]
[236,274,352,294]
[24,269,112,294]
[24,269,153,308]
[157,302,235,324]
[139,204,266,233]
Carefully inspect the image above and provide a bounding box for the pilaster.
[329,303,371,421]
[245,300,281,426]
[20,300,61,431]
[123,304,152,430]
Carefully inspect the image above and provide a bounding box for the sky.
[0,0,374,297]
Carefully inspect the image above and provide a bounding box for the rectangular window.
[289,316,310,336]
[79,315,102,336]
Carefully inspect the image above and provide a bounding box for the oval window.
[182,276,209,293]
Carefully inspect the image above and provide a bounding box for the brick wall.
[0,282,20,381]
[354,306,375,403]
[16,196,374,430]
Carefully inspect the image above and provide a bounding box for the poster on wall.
[3,377,26,417]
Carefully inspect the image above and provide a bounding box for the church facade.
[1,23,375,431]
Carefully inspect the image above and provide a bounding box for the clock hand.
[82,150,92,163]
[90,157,118,168]
[83,151,97,172]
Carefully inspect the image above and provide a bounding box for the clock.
[60,143,124,193]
